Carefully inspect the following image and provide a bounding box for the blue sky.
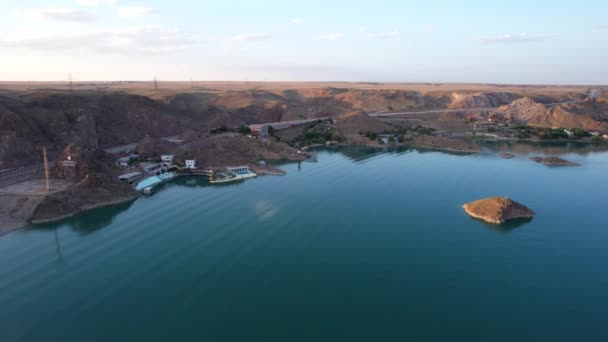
[1,0,607,84]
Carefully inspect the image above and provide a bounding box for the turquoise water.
[1,145,608,341]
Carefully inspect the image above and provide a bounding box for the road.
[0,163,52,188]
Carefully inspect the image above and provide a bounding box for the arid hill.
[1,83,607,168]
[174,133,307,167]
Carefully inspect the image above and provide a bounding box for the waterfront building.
[118,172,142,184]
[142,163,165,174]
[226,166,251,174]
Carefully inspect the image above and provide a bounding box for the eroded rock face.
[499,97,547,123]
[463,197,535,224]
[450,92,520,109]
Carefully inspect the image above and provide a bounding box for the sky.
[0,0,607,84]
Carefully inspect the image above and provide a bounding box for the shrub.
[238,125,252,134]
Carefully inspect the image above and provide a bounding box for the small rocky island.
[530,156,580,166]
[463,197,535,224]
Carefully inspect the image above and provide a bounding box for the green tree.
[238,125,252,135]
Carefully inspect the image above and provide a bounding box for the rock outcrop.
[450,92,520,109]
[499,97,547,123]
[463,197,535,224]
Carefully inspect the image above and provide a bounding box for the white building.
[185,160,197,169]
[161,154,174,163]
[118,172,142,184]
[142,163,165,174]
[226,166,251,174]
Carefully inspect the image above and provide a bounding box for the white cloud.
[1,27,197,55]
[75,0,117,6]
[289,18,305,24]
[480,33,551,44]
[313,33,345,41]
[117,6,157,19]
[229,33,271,41]
[12,8,97,23]
[366,29,401,40]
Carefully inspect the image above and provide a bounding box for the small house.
[249,124,270,138]
[185,160,197,169]
[142,163,164,174]
[161,154,174,164]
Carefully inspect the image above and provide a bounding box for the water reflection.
[478,217,534,233]
[29,200,135,236]
[480,140,608,156]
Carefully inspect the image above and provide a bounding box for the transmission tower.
[154,76,158,90]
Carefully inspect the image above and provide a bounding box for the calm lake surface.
[1,144,608,341]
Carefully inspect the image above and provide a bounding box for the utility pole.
[154,76,158,90]
[41,146,51,192]
[69,73,73,92]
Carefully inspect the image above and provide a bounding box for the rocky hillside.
[0,91,189,167]
[174,133,307,167]
[2,86,606,168]
[450,92,520,109]
[499,97,608,131]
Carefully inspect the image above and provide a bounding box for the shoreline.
[26,167,288,229]
[30,194,140,225]
[1,137,598,235]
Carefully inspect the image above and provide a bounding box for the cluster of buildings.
[117,153,199,186]
[467,115,514,132]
